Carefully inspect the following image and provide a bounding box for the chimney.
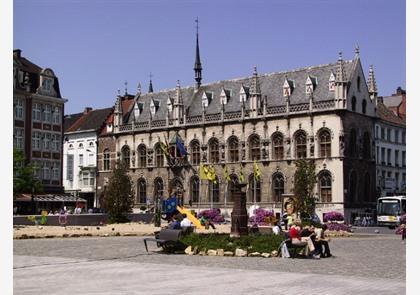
[13,49,22,58]
[84,107,92,114]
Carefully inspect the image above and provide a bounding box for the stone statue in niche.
[262,147,267,159]
[131,153,135,167]
[221,145,225,161]
[286,139,291,158]
[339,135,345,157]
[310,144,314,157]
[202,150,207,162]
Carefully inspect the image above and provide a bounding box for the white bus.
[376,196,406,228]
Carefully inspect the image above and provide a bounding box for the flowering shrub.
[248,208,276,225]
[197,208,225,224]
[326,223,351,232]
[323,211,344,222]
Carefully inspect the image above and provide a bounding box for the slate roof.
[64,112,83,131]
[65,108,113,133]
[383,95,403,108]
[377,102,405,126]
[125,59,355,123]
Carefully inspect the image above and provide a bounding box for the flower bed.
[323,211,344,222]
[248,208,276,225]
[326,223,351,232]
[180,233,285,254]
[197,209,225,224]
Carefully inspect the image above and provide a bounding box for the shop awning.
[15,194,87,203]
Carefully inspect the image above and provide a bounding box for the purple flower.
[324,211,344,222]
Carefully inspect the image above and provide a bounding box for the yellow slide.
[176,206,205,229]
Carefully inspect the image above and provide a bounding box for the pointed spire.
[124,80,128,95]
[114,93,122,114]
[175,80,182,104]
[335,51,346,82]
[137,82,141,95]
[251,66,261,95]
[194,17,202,89]
[148,73,154,93]
[367,65,377,94]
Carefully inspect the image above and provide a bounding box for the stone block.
[261,253,271,258]
[184,246,193,255]
[224,251,234,257]
[271,250,279,257]
[248,252,261,257]
[235,248,247,257]
[217,249,224,256]
[207,249,217,256]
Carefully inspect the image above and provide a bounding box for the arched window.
[78,143,84,149]
[349,171,358,204]
[155,144,164,167]
[319,129,331,158]
[209,138,219,163]
[154,177,164,200]
[227,174,239,202]
[272,173,284,202]
[357,76,361,92]
[272,132,284,160]
[209,177,220,203]
[190,176,200,203]
[121,145,130,167]
[318,171,332,203]
[138,144,147,168]
[248,134,261,160]
[228,136,239,162]
[362,99,367,114]
[363,132,371,159]
[295,131,307,159]
[137,178,147,203]
[248,174,261,203]
[351,96,357,112]
[103,149,110,171]
[190,140,200,165]
[349,129,357,158]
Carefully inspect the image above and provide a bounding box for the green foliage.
[13,149,43,198]
[103,161,134,223]
[293,159,317,218]
[180,233,285,253]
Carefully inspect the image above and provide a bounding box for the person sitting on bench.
[180,214,193,228]
[289,221,320,259]
[315,224,332,258]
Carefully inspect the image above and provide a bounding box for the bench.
[143,228,191,253]
[278,239,307,258]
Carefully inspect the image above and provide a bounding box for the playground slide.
[176,206,205,229]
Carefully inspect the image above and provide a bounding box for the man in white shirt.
[180,214,192,228]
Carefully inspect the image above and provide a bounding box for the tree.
[293,159,317,219]
[103,161,134,223]
[13,149,43,199]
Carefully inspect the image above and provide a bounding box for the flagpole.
[210,180,213,209]
[224,179,227,217]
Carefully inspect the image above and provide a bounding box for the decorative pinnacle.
[338,51,343,61]
[124,80,128,95]
[137,82,141,94]
[253,66,258,75]
[355,44,360,56]
[117,89,121,96]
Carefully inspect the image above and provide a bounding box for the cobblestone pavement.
[14,234,405,294]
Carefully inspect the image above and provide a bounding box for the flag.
[208,165,217,184]
[199,164,209,180]
[253,160,261,181]
[176,136,189,156]
[159,139,169,158]
[223,165,231,182]
[163,196,177,214]
[239,165,245,183]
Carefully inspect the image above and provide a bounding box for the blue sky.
[14,0,406,114]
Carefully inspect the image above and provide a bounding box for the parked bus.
[377,196,406,228]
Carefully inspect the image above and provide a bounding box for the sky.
[14,0,406,114]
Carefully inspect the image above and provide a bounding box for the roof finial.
[251,65,261,95]
[194,17,202,89]
[137,82,141,95]
[355,44,360,57]
[117,89,121,96]
[336,51,346,82]
[367,65,377,94]
[124,80,128,95]
[148,73,154,93]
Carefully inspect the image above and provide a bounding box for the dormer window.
[150,99,159,116]
[220,89,232,105]
[305,76,317,95]
[283,79,294,97]
[134,103,142,120]
[202,91,213,108]
[329,72,336,91]
[239,85,249,102]
[167,97,173,112]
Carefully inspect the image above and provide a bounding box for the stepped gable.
[126,60,354,123]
